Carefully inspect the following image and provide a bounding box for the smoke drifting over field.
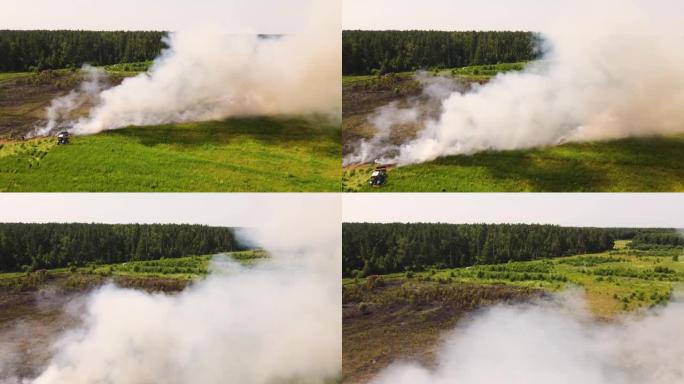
[347,0,684,165]
[372,292,684,384]
[37,1,340,136]
[2,198,341,384]
[30,65,107,137]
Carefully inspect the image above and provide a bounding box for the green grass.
[0,62,150,83]
[343,135,684,192]
[344,242,683,317]
[0,250,268,285]
[441,61,528,81]
[0,116,341,191]
[342,62,528,86]
[0,72,36,82]
[103,61,153,74]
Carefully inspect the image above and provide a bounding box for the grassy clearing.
[341,62,527,87]
[343,135,684,192]
[342,241,682,381]
[344,241,682,317]
[0,63,149,84]
[0,116,341,191]
[0,250,268,292]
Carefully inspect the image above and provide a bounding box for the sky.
[0,0,323,32]
[343,0,683,31]
[1,194,681,228]
[0,193,340,228]
[343,194,684,228]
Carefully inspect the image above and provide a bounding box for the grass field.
[341,62,527,86]
[342,62,684,192]
[0,116,341,191]
[343,135,684,192]
[342,241,683,382]
[0,250,267,291]
[344,240,683,317]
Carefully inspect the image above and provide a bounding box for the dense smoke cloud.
[372,292,684,384]
[344,73,463,165]
[348,0,684,165]
[37,1,340,136]
[2,196,341,384]
[30,65,107,137]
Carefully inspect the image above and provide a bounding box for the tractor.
[368,166,388,187]
[57,131,70,145]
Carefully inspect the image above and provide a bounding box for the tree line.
[0,223,244,272]
[343,30,541,75]
[0,30,166,72]
[629,230,684,248]
[342,223,640,277]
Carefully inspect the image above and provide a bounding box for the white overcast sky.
[0,194,340,228]
[343,0,682,31]
[343,194,684,228]
[1,194,681,228]
[0,0,324,32]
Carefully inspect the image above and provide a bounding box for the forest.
[0,223,244,272]
[342,30,541,75]
[629,230,684,248]
[0,30,166,72]
[342,223,648,277]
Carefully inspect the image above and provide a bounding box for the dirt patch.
[342,278,540,383]
[0,71,126,139]
[342,73,481,158]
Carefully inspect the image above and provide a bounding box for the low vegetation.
[0,250,268,293]
[343,135,684,192]
[0,116,341,191]
[342,236,683,382]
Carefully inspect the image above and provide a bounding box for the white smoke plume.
[372,292,684,384]
[344,73,463,165]
[350,0,684,166]
[29,65,107,138]
[3,196,341,384]
[39,2,340,136]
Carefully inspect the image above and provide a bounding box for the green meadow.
[343,135,684,192]
[0,117,341,191]
[344,241,683,318]
[0,250,268,291]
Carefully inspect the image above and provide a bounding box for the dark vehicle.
[57,131,70,145]
[368,167,387,186]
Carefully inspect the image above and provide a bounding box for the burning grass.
[342,63,684,192]
[342,135,684,192]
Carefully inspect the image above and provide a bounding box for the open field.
[343,135,684,192]
[0,62,341,191]
[0,250,267,288]
[342,62,684,192]
[342,241,683,382]
[0,116,341,191]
